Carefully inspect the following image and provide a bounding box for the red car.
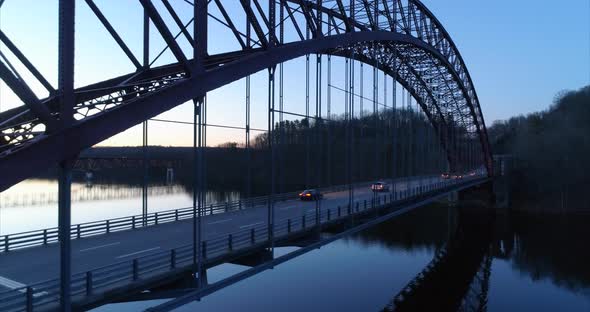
[299,189,323,201]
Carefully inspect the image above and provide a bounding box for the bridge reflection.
[381,205,494,312]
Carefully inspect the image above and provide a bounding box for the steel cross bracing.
[0,0,491,191]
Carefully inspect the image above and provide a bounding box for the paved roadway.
[0,176,450,290]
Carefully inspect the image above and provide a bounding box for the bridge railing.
[0,179,387,253]
[0,177,486,312]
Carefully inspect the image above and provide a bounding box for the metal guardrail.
[0,180,383,253]
[0,177,484,312]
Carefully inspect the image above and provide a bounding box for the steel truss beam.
[0,0,492,190]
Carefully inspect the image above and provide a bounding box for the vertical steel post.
[305,39,311,188]
[359,62,364,178]
[315,52,322,229]
[58,0,75,310]
[374,0,380,187]
[348,51,355,222]
[392,55,397,198]
[360,63,364,118]
[142,121,148,226]
[268,0,276,251]
[348,0,356,220]
[344,56,350,222]
[194,0,207,290]
[278,0,284,194]
[409,92,413,186]
[143,8,149,68]
[58,160,73,312]
[326,56,332,186]
[193,97,205,288]
[59,0,75,127]
[373,55,378,180]
[142,7,149,227]
[245,75,251,198]
[383,72,387,180]
[268,66,276,247]
[245,0,252,201]
[192,99,198,266]
[401,90,406,179]
[194,0,207,72]
[314,0,323,231]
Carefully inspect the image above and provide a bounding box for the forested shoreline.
[35,86,590,213]
[488,86,590,213]
[38,109,450,196]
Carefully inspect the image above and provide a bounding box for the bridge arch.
[0,1,491,191]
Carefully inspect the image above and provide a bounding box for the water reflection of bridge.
[384,207,494,312]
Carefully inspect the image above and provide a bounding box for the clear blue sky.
[0,0,588,146]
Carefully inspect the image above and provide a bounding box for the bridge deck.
[0,175,487,311]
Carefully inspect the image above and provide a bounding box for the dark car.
[371,181,390,192]
[441,173,451,179]
[299,189,323,201]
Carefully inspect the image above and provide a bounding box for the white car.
[371,182,390,192]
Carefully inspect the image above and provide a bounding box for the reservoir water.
[1,180,589,311]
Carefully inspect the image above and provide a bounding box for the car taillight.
[306,194,311,197]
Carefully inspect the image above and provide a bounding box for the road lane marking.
[116,247,161,259]
[0,276,25,289]
[0,276,48,296]
[239,221,263,229]
[208,218,232,225]
[279,206,295,211]
[79,242,121,252]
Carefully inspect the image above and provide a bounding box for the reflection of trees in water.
[357,204,590,310]
[508,213,590,294]
[347,202,590,299]
[6,180,241,207]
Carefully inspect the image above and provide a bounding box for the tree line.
[487,86,590,212]
[47,107,459,196]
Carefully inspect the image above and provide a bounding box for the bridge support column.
[58,159,74,311]
[58,0,75,309]
[193,0,208,291]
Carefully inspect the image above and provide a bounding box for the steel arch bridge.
[0,0,491,192]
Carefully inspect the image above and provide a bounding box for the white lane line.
[239,221,263,229]
[79,242,121,252]
[279,206,295,211]
[0,276,48,296]
[0,276,25,289]
[208,218,232,225]
[116,247,161,259]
